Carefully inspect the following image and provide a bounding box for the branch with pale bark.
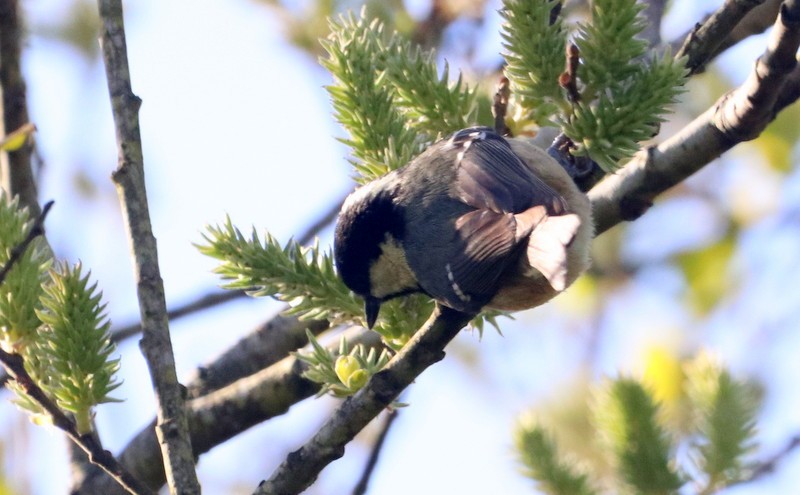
[1,347,153,495]
[70,1,800,493]
[78,325,383,493]
[253,1,800,492]
[592,0,800,234]
[96,0,200,492]
[254,307,472,495]
[673,0,784,73]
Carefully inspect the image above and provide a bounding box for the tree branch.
[108,192,346,344]
[674,0,782,74]
[0,349,153,495]
[78,326,382,494]
[0,200,52,285]
[677,0,768,75]
[96,0,200,493]
[254,306,473,495]
[185,315,329,399]
[109,290,246,343]
[0,0,39,216]
[352,406,400,495]
[0,201,150,494]
[745,434,800,482]
[590,0,800,234]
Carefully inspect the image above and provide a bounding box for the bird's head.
[334,177,420,328]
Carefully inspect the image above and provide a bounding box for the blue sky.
[4,0,800,493]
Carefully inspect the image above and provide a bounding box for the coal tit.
[334,127,592,328]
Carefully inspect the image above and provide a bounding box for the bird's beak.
[365,297,381,329]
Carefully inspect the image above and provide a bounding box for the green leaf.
[594,379,683,494]
[0,123,36,152]
[515,418,597,495]
[385,42,477,138]
[562,51,687,171]
[322,10,422,183]
[0,193,51,348]
[197,217,364,325]
[322,8,476,182]
[31,262,121,434]
[500,0,567,126]
[686,354,759,490]
[296,330,392,398]
[574,0,648,100]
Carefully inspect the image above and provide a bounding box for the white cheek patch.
[369,235,418,299]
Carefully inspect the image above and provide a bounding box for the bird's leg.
[546,133,604,192]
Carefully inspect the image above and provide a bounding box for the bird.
[334,126,593,328]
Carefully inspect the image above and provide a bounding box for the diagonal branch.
[253,306,473,495]
[0,349,153,495]
[0,201,150,494]
[674,0,782,74]
[676,0,768,74]
[96,0,200,493]
[351,406,401,495]
[108,192,346,344]
[185,315,329,399]
[591,0,800,234]
[77,325,382,494]
[744,434,800,482]
[0,200,52,285]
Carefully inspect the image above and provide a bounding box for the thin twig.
[492,76,510,136]
[295,194,347,245]
[0,349,153,495]
[590,0,800,234]
[745,435,800,482]
[77,326,383,494]
[109,193,346,343]
[352,406,401,495]
[96,0,200,493]
[559,43,581,103]
[110,290,245,343]
[676,0,770,75]
[0,200,52,285]
[185,315,329,399]
[669,0,783,66]
[254,306,473,495]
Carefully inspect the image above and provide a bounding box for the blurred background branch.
[3,0,800,494]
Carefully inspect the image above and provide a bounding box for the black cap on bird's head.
[334,178,415,328]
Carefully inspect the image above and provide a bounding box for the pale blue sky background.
[3,0,800,493]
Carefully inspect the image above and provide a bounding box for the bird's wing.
[450,127,567,215]
[445,209,523,304]
[447,128,578,297]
